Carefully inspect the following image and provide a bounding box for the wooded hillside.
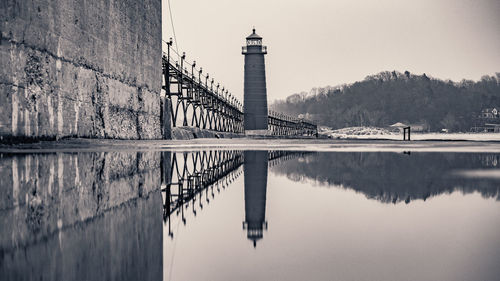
[272,71,500,131]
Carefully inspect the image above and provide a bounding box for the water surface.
[1,150,499,281]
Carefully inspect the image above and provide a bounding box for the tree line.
[271,152,500,203]
[271,71,500,132]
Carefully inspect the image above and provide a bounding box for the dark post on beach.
[403,127,411,141]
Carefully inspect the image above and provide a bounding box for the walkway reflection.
[161,150,244,236]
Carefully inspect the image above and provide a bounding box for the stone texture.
[0,0,163,140]
[161,97,172,139]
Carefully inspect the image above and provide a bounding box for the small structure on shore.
[389,122,412,140]
[389,122,408,133]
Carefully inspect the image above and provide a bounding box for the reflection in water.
[242,151,310,246]
[271,152,500,203]
[243,151,268,247]
[164,150,500,281]
[161,150,308,247]
[161,150,244,236]
[0,152,163,281]
[2,150,499,281]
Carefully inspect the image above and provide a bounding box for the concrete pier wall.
[0,0,163,140]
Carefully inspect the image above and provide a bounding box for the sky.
[161,0,500,102]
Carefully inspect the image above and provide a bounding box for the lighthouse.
[242,28,268,135]
[242,151,268,247]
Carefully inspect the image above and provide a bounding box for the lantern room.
[246,28,262,45]
[242,28,267,54]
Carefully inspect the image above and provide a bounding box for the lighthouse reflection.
[241,151,308,247]
[161,150,305,248]
[242,151,269,247]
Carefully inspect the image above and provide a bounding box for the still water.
[1,150,499,281]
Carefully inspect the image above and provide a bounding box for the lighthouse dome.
[246,28,262,40]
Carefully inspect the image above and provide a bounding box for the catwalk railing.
[268,111,318,136]
[161,150,310,237]
[162,39,318,136]
[162,41,244,133]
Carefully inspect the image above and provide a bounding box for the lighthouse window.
[247,39,262,46]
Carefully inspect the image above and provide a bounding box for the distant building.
[478,123,500,133]
[471,108,500,132]
[480,108,499,119]
[298,113,315,121]
[408,124,427,132]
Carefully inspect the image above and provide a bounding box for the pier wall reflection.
[0,152,163,281]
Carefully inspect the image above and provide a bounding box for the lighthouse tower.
[242,28,268,135]
[242,151,268,247]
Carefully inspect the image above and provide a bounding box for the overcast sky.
[162,0,500,102]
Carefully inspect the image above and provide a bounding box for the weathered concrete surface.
[0,151,163,280]
[0,0,163,140]
[161,97,172,139]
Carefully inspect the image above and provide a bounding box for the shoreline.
[326,133,500,142]
[1,137,500,153]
